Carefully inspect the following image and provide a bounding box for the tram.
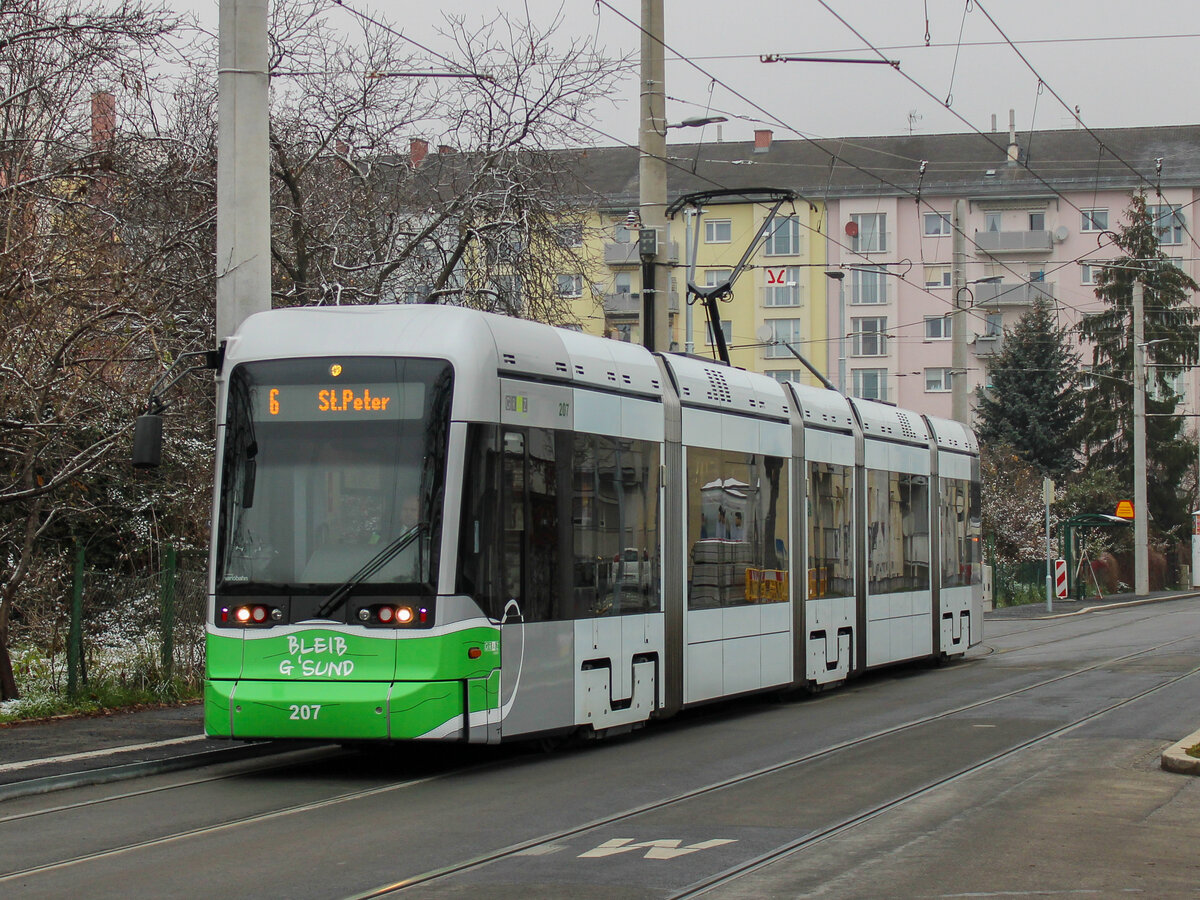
[204,305,981,743]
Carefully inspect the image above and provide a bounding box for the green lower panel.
[214,679,392,740]
[387,680,464,739]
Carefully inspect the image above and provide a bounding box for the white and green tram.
[205,304,981,743]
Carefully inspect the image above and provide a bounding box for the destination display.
[250,382,425,422]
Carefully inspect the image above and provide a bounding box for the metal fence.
[990,559,1048,608]
[65,545,207,693]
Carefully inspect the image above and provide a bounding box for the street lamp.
[666,115,728,130]
[951,275,1003,422]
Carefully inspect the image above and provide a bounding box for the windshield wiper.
[312,522,425,620]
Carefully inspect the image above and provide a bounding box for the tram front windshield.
[216,357,452,595]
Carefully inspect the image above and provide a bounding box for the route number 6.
[289,704,321,721]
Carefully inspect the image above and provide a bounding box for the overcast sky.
[194,0,1199,146]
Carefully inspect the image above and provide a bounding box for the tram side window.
[808,462,854,599]
[686,447,788,610]
[866,470,931,595]
[940,477,982,587]
[458,424,504,619]
[571,434,660,618]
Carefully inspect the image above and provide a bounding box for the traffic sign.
[1115,500,1135,520]
[1055,559,1068,598]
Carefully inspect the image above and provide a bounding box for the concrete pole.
[1132,278,1150,595]
[951,199,969,422]
[639,0,669,352]
[215,0,272,344]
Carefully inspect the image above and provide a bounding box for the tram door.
[495,427,574,736]
[498,431,527,716]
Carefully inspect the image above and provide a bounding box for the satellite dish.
[1053,225,1069,242]
[844,221,859,237]
[755,324,773,343]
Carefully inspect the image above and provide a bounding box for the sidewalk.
[2,590,1197,800]
[0,702,278,799]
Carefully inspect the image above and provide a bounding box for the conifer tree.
[975,297,1082,477]
[1077,192,1200,537]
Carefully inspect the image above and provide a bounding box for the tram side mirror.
[132,414,163,469]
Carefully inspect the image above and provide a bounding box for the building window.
[1029,268,1045,282]
[924,213,951,236]
[924,265,951,288]
[1029,211,1045,231]
[851,213,886,252]
[764,318,804,356]
[705,219,732,244]
[925,316,951,340]
[925,367,953,392]
[984,312,1003,337]
[1080,264,1096,285]
[555,223,583,248]
[704,268,732,290]
[985,212,1002,232]
[764,266,802,306]
[852,368,887,402]
[851,265,887,304]
[614,271,633,295]
[764,216,801,256]
[1148,204,1185,245]
[492,275,523,313]
[705,319,733,346]
[613,222,632,243]
[556,274,583,297]
[851,316,887,356]
[765,369,806,383]
[1081,208,1108,232]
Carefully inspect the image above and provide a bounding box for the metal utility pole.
[825,271,846,392]
[638,0,669,352]
[215,0,271,344]
[1132,278,1150,595]
[951,199,969,422]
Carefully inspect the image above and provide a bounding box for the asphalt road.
[3,598,1200,898]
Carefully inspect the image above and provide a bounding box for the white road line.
[0,735,205,773]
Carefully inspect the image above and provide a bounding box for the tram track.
[345,629,1200,898]
[3,627,1197,893]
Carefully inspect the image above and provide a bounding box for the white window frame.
[555,223,583,248]
[1148,204,1185,245]
[705,219,732,244]
[1080,264,1096,285]
[985,212,1002,232]
[704,268,732,289]
[556,274,583,298]
[764,266,802,306]
[763,318,804,357]
[765,369,806,383]
[851,265,888,305]
[705,319,733,346]
[764,216,801,256]
[1081,208,1108,232]
[1028,211,1046,231]
[924,265,951,288]
[924,316,951,340]
[924,367,953,392]
[851,316,887,357]
[851,213,886,253]
[923,213,951,236]
[852,368,888,402]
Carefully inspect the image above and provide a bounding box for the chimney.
[991,113,997,132]
[410,138,429,168]
[754,129,773,153]
[91,91,116,149]
[1006,109,1019,165]
[437,144,456,155]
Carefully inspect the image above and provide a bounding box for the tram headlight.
[378,606,395,624]
[235,607,252,623]
[395,606,414,625]
[229,604,280,627]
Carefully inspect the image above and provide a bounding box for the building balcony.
[974,229,1052,254]
[973,333,1004,357]
[604,241,680,267]
[972,280,1055,307]
[602,291,679,317]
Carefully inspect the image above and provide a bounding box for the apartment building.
[569,122,1200,423]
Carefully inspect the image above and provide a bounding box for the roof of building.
[559,125,1200,210]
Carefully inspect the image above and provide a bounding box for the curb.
[0,740,309,802]
[1161,727,1200,775]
